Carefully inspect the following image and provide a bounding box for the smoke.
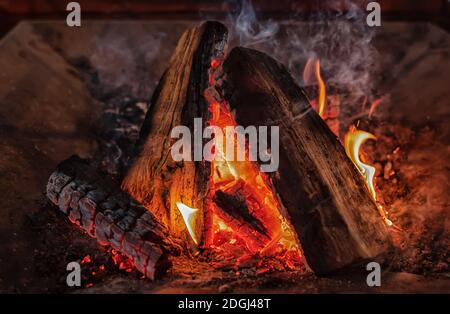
[90,24,167,100]
[226,0,381,119]
[227,0,279,47]
[73,24,168,176]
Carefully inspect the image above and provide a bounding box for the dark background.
[0,0,449,38]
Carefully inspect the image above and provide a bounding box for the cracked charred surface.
[46,155,179,279]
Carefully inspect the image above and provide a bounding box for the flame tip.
[176,202,200,245]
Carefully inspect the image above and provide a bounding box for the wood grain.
[122,21,228,245]
[221,47,392,274]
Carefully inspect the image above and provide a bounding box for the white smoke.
[226,0,380,119]
[228,0,279,47]
[90,24,167,100]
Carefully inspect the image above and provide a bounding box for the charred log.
[220,47,391,274]
[213,190,269,238]
[212,188,271,252]
[46,155,178,280]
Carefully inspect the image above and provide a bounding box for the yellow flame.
[315,59,326,118]
[176,201,199,245]
[344,126,377,200]
[344,126,392,226]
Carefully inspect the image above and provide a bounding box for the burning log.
[46,155,178,280]
[213,189,269,238]
[220,47,391,274]
[213,188,271,252]
[122,21,228,245]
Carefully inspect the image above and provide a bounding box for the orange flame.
[206,59,299,255]
[344,126,392,226]
[315,60,326,118]
[303,58,326,118]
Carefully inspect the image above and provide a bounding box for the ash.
[70,56,149,179]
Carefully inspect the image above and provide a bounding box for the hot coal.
[46,155,179,280]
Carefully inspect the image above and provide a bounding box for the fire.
[203,58,300,261]
[344,126,377,200]
[303,58,391,226]
[176,202,200,245]
[315,60,326,117]
[207,99,297,251]
[344,125,392,226]
[303,57,326,118]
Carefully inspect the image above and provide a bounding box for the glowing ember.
[344,125,392,226]
[205,59,300,261]
[176,201,200,245]
[81,255,91,264]
[111,249,134,272]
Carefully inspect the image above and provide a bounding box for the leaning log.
[121,21,228,246]
[220,47,391,274]
[46,155,178,280]
[213,189,271,252]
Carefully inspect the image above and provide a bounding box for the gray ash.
[70,56,148,178]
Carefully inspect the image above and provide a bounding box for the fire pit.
[0,16,448,293]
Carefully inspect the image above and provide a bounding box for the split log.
[213,189,271,252]
[46,155,179,280]
[220,47,391,274]
[121,21,228,245]
[213,190,269,238]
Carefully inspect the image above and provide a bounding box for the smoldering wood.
[220,47,392,274]
[121,21,228,246]
[46,155,179,280]
[212,189,271,252]
[213,190,269,238]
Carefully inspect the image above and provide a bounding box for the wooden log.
[121,21,228,245]
[220,47,391,274]
[46,155,178,280]
[213,189,271,252]
[214,188,269,238]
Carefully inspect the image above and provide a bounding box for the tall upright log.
[122,21,228,245]
[220,47,391,274]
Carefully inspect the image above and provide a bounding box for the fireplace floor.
[0,20,448,293]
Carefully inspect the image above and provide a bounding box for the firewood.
[213,189,271,252]
[46,155,178,280]
[122,21,228,245]
[213,190,269,238]
[220,47,391,274]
